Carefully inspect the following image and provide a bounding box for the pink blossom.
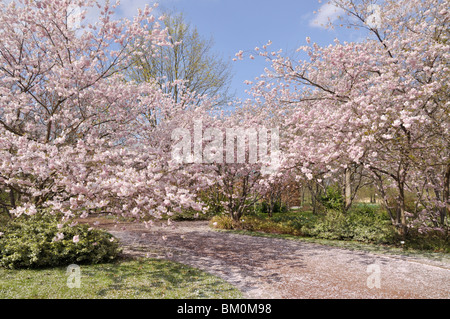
[53,233,64,242]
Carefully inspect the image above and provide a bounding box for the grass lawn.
[0,257,243,299]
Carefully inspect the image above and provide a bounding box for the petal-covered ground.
[103,220,449,299]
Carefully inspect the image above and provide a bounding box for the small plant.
[0,213,121,269]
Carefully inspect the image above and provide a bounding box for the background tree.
[128,11,234,107]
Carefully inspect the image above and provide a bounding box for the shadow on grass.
[0,256,242,299]
[83,258,240,298]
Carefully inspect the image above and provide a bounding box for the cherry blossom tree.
[238,0,449,235]
[173,105,277,222]
[0,0,205,222]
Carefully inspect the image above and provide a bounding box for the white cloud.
[309,2,345,29]
[114,0,158,18]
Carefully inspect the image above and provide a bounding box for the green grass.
[0,257,243,299]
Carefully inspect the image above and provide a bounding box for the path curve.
[103,220,449,299]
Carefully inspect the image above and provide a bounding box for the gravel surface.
[102,220,449,299]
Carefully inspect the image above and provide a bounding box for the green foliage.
[210,215,235,230]
[171,209,211,221]
[349,203,380,216]
[213,205,397,245]
[255,201,289,215]
[0,213,121,269]
[0,191,12,226]
[0,190,8,205]
[212,212,308,236]
[319,186,344,211]
[211,203,448,252]
[255,201,268,214]
[300,204,396,243]
[403,229,449,253]
[0,210,10,227]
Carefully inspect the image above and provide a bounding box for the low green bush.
[402,229,449,253]
[0,213,121,269]
[171,209,212,221]
[211,214,303,236]
[255,201,289,215]
[210,205,448,252]
[210,215,235,230]
[300,207,396,244]
[319,186,344,211]
[212,205,397,245]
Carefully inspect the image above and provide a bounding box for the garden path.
[100,220,449,299]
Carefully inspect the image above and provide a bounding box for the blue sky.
[114,0,366,100]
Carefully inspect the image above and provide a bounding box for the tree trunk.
[301,187,305,206]
[2,206,12,219]
[397,182,408,236]
[442,164,450,225]
[231,210,242,222]
[9,187,16,209]
[268,204,273,218]
[372,170,397,227]
[309,185,318,215]
[370,191,376,204]
[344,167,352,212]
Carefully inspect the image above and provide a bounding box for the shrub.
[403,228,449,253]
[256,201,269,215]
[319,186,344,211]
[210,204,448,252]
[171,209,212,221]
[255,201,289,215]
[0,210,10,228]
[210,215,235,230]
[211,214,304,236]
[349,203,380,217]
[0,213,121,269]
[217,205,397,244]
[300,209,397,244]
